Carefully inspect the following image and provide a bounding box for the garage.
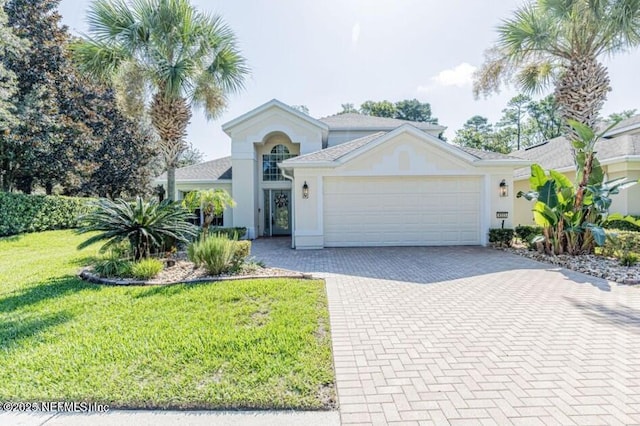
[323,176,482,246]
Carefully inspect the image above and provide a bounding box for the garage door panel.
[323,176,481,246]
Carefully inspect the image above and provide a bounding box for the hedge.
[488,228,514,247]
[0,192,95,237]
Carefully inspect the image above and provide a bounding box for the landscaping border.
[78,268,314,286]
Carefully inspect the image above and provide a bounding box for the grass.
[0,230,335,409]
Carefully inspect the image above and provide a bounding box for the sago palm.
[474,0,640,129]
[72,0,248,200]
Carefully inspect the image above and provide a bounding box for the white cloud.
[418,62,477,92]
[351,22,361,47]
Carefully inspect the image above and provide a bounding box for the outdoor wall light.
[499,179,508,197]
[302,181,309,199]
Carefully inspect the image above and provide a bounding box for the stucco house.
[511,115,640,226]
[156,99,529,249]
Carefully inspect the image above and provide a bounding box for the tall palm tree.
[72,0,248,200]
[474,0,640,130]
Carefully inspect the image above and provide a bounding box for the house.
[155,99,529,249]
[511,115,640,226]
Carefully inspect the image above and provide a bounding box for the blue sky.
[59,0,640,160]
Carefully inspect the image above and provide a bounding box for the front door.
[265,189,291,236]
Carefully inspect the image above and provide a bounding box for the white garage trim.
[323,176,482,247]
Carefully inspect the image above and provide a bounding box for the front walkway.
[252,239,640,425]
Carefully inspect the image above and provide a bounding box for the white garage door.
[323,176,481,246]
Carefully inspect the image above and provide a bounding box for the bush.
[488,228,514,247]
[77,197,198,260]
[231,240,251,270]
[93,256,133,278]
[603,230,640,257]
[0,192,95,237]
[515,225,544,249]
[130,258,164,280]
[604,219,640,232]
[620,253,638,267]
[188,235,236,275]
[209,227,247,239]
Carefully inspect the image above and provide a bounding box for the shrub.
[620,253,638,267]
[188,235,236,275]
[131,258,164,280]
[77,197,198,260]
[603,230,640,257]
[93,255,133,278]
[231,240,251,270]
[488,228,514,247]
[210,227,247,239]
[604,217,640,232]
[515,225,544,249]
[0,193,95,237]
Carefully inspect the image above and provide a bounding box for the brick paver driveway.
[252,239,640,425]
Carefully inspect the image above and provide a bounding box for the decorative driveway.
[252,239,640,425]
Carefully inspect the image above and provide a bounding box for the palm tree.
[72,0,248,200]
[473,0,640,130]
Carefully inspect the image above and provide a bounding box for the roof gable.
[222,99,329,136]
[282,125,527,169]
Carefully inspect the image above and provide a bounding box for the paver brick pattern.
[252,239,640,425]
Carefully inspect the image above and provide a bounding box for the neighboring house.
[511,115,640,226]
[155,99,529,249]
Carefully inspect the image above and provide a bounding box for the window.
[263,144,295,181]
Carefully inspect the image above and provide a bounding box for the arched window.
[263,144,295,181]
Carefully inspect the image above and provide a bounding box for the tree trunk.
[167,165,176,202]
[554,55,610,135]
[149,92,191,202]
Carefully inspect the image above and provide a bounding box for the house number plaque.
[496,211,509,219]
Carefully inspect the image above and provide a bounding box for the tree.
[606,109,637,123]
[182,189,235,238]
[73,0,249,201]
[394,99,438,124]
[527,95,563,143]
[176,142,204,168]
[82,87,157,199]
[496,95,531,150]
[290,105,309,115]
[339,103,357,114]
[474,0,640,131]
[2,0,95,193]
[360,100,396,118]
[453,116,510,154]
[0,0,23,131]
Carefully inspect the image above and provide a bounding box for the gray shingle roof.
[511,133,640,178]
[457,146,524,160]
[319,113,445,131]
[282,131,520,165]
[156,156,232,181]
[283,132,387,163]
[606,114,640,136]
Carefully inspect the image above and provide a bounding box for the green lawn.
[0,230,335,409]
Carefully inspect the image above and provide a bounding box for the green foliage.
[73,0,249,201]
[231,240,251,270]
[182,189,236,238]
[488,228,514,247]
[453,115,510,154]
[210,227,247,239]
[130,258,164,280]
[348,99,439,124]
[603,230,640,256]
[619,253,638,267]
[188,235,236,276]
[514,225,544,249]
[93,255,133,278]
[604,215,640,232]
[0,192,94,236]
[518,128,637,255]
[0,0,24,133]
[77,197,198,260]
